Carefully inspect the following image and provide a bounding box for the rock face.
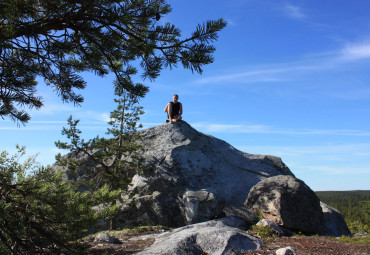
[245,175,324,234]
[136,216,262,255]
[115,121,294,227]
[320,202,351,237]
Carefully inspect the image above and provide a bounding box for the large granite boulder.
[320,202,351,237]
[114,121,294,227]
[56,121,294,229]
[245,175,324,234]
[136,216,262,255]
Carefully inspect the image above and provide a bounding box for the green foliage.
[255,208,264,220]
[123,225,168,235]
[0,0,226,124]
[247,224,277,239]
[83,225,169,243]
[332,235,370,244]
[316,190,370,234]
[56,88,147,231]
[0,146,118,254]
[108,225,168,236]
[347,220,369,234]
[56,89,145,193]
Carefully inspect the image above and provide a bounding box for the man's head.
[172,94,179,103]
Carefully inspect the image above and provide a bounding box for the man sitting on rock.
[164,94,183,123]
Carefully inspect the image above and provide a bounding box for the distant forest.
[316,190,370,234]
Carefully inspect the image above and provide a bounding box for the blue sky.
[1,0,370,191]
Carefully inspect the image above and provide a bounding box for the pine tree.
[0,146,119,254]
[55,88,147,230]
[0,0,226,124]
[56,88,145,193]
[104,86,146,191]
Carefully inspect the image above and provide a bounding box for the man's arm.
[179,103,183,116]
[164,103,171,120]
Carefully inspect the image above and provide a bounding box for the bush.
[347,220,369,234]
[247,224,277,239]
[0,146,118,254]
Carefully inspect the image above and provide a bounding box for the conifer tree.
[0,146,118,254]
[56,88,146,230]
[55,88,145,193]
[0,0,226,124]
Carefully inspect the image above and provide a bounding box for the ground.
[247,236,369,255]
[84,229,370,255]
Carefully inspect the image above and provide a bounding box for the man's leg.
[168,103,173,121]
[172,114,182,122]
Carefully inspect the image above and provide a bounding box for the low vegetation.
[247,224,278,240]
[85,225,169,240]
[0,146,118,254]
[333,235,370,244]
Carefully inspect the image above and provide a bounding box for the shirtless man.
[164,94,183,122]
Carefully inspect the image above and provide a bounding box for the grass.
[82,225,169,241]
[108,225,169,235]
[332,235,370,244]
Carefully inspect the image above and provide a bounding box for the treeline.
[316,190,370,233]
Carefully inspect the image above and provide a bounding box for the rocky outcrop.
[136,216,262,255]
[320,202,351,237]
[114,121,293,227]
[57,121,352,238]
[245,175,324,234]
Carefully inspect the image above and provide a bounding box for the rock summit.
[114,121,294,228]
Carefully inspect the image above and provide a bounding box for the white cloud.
[196,64,316,84]
[238,143,370,157]
[225,18,236,27]
[30,102,76,116]
[0,120,107,131]
[339,42,370,61]
[296,164,370,175]
[326,86,370,100]
[284,4,306,20]
[195,39,370,86]
[236,143,370,176]
[0,125,62,131]
[77,111,110,123]
[191,122,370,136]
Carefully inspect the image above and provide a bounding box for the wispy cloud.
[0,120,107,131]
[296,164,370,175]
[236,143,370,175]
[339,41,370,61]
[192,122,370,136]
[238,143,370,157]
[196,40,370,85]
[284,4,306,20]
[30,103,76,116]
[196,64,316,84]
[326,86,370,100]
[28,99,111,123]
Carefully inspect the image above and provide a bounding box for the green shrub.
[247,224,277,239]
[347,220,369,234]
[0,146,118,254]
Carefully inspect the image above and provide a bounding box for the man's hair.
[173,94,179,98]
